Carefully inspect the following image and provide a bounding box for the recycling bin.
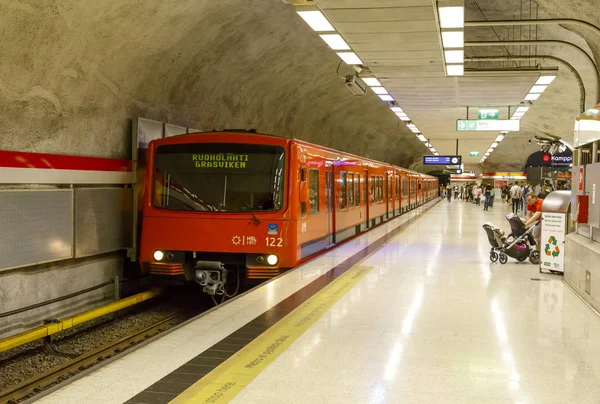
[540,191,573,274]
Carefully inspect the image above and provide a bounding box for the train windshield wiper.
[239,198,262,225]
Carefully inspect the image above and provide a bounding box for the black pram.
[482,213,540,264]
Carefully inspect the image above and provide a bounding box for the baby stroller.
[482,213,540,265]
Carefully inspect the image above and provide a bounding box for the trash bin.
[540,191,573,274]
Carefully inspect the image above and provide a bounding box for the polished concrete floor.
[232,199,600,404]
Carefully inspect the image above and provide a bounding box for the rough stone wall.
[0,0,424,167]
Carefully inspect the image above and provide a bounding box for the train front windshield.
[154,143,285,212]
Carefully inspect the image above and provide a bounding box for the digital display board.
[423,155,462,165]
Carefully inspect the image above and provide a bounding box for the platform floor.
[37,199,600,403]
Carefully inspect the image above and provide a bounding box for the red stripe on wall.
[0,150,131,172]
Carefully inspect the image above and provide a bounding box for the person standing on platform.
[510,182,521,214]
[475,185,482,206]
[521,183,530,214]
[453,185,458,200]
[524,193,543,249]
[446,184,452,202]
[489,186,495,207]
[483,185,492,211]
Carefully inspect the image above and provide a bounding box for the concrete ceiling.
[315,0,600,171]
[0,0,598,173]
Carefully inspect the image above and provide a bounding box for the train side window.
[402,178,408,197]
[309,169,319,216]
[378,176,383,202]
[348,173,354,207]
[340,172,347,210]
[356,174,361,206]
[370,176,375,203]
[364,175,368,205]
[300,168,307,218]
[395,176,400,199]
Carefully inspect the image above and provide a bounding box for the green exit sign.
[478,109,499,120]
[470,151,480,157]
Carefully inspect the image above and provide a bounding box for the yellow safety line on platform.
[170,265,373,404]
[0,288,161,354]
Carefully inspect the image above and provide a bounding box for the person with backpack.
[510,182,522,214]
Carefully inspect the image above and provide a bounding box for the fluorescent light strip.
[444,50,464,64]
[409,128,420,133]
[372,87,389,95]
[536,75,556,85]
[511,112,525,117]
[515,106,529,113]
[524,93,540,101]
[319,34,350,50]
[446,64,464,76]
[391,107,403,112]
[441,31,464,48]
[399,116,410,121]
[362,77,381,87]
[337,52,363,65]
[439,6,464,29]
[487,148,494,153]
[379,94,394,101]
[491,142,499,148]
[495,135,504,142]
[417,134,427,141]
[297,11,335,32]
[529,85,547,94]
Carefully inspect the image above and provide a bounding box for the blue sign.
[423,155,462,166]
[267,224,279,235]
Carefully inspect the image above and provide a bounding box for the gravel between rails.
[0,302,185,392]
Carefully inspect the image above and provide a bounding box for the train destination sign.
[192,153,249,169]
[456,119,520,131]
[423,155,462,166]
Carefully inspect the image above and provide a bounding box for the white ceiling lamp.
[495,134,505,142]
[446,64,464,76]
[396,113,408,118]
[319,34,350,50]
[487,148,494,153]
[297,10,335,32]
[391,106,403,112]
[485,152,490,156]
[491,142,499,148]
[511,112,525,117]
[441,31,464,48]
[515,105,529,113]
[362,77,381,87]
[407,123,417,129]
[372,87,389,95]
[434,152,440,156]
[409,127,420,133]
[379,94,394,101]
[536,75,556,85]
[417,134,427,141]
[438,6,464,29]
[398,115,410,121]
[444,50,464,64]
[524,93,540,101]
[529,85,548,94]
[337,52,363,65]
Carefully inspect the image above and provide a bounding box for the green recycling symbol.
[544,236,560,258]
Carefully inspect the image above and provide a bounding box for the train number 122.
[265,237,283,247]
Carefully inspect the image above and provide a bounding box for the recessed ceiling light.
[378,94,394,101]
[524,93,540,101]
[337,52,363,65]
[487,148,494,153]
[446,64,464,76]
[495,135,505,142]
[319,34,350,50]
[372,87,389,95]
[399,116,410,121]
[529,85,547,94]
[396,112,408,118]
[417,134,427,141]
[391,106,403,112]
[362,77,381,87]
[444,50,464,64]
[491,142,499,148]
[515,106,529,113]
[297,11,335,32]
[409,127,420,133]
[441,31,464,48]
[439,6,464,29]
[512,112,525,117]
[434,152,439,156]
[536,75,556,85]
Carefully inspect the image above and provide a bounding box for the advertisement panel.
[540,212,566,273]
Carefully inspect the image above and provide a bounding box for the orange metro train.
[139,131,438,296]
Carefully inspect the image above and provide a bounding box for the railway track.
[0,313,185,403]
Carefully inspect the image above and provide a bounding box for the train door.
[386,174,392,219]
[325,163,335,245]
[363,169,369,229]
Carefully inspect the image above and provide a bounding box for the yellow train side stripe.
[170,265,373,404]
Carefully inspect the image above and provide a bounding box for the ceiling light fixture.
[372,87,389,95]
[319,34,350,50]
[362,77,381,87]
[379,94,394,101]
[297,10,335,32]
[438,6,464,29]
[417,134,427,141]
[524,93,540,101]
[515,105,529,113]
[399,116,410,121]
[495,135,505,142]
[391,106,403,112]
[444,50,464,64]
[536,75,556,85]
[491,142,499,148]
[337,52,363,65]
[529,85,547,94]
[446,64,464,76]
[441,31,464,48]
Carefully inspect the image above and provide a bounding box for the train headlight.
[153,250,164,261]
[267,254,279,266]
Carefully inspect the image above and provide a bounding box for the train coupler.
[194,261,227,295]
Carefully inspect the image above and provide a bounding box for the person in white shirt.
[509,183,522,214]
